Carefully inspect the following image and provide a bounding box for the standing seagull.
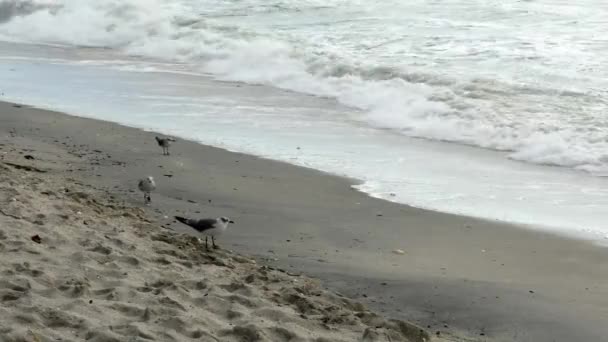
[174,216,235,249]
[155,136,176,155]
[138,176,156,205]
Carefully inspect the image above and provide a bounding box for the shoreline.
[2,98,598,244]
[2,52,606,239]
[2,101,608,341]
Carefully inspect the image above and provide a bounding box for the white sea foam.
[0,0,607,174]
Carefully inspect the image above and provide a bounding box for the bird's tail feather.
[175,216,189,225]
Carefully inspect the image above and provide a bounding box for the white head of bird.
[218,216,235,228]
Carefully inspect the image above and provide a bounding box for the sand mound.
[0,143,436,341]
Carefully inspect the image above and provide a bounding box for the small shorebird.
[174,216,235,249]
[155,136,176,155]
[138,176,156,205]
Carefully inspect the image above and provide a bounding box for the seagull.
[138,176,156,205]
[155,136,176,155]
[174,216,235,249]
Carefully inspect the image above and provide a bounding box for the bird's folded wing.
[180,218,217,232]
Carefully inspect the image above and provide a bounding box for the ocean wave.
[0,0,607,173]
[0,0,59,23]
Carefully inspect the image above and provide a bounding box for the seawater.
[0,1,607,242]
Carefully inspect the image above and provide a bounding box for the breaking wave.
[1,0,606,173]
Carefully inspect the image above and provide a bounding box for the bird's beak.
[229,220,235,224]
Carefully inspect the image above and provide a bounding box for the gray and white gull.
[138,176,156,205]
[174,216,235,249]
[155,136,176,155]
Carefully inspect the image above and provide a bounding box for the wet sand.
[1,101,607,341]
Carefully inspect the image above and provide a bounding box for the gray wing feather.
[175,216,217,233]
[189,219,218,232]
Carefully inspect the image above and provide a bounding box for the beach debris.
[174,216,235,250]
[392,249,405,255]
[163,174,173,178]
[155,136,176,155]
[138,176,156,205]
[30,234,42,244]
[23,154,34,160]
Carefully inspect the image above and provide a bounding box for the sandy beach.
[0,102,435,342]
[1,101,608,341]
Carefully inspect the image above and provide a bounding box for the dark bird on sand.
[174,216,235,249]
[155,136,176,155]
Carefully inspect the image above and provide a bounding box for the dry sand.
[0,115,434,341]
[1,101,608,341]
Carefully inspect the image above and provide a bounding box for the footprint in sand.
[57,277,90,298]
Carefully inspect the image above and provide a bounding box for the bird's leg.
[212,236,218,249]
[205,236,208,250]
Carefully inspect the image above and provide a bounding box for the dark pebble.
[31,235,42,244]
